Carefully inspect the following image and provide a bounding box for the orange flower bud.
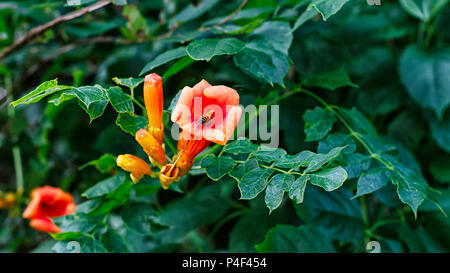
[144,73,164,144]
[22,186,76,233]
[0,199,6,209]
[159,164,180,189]
[135,129,167,167]
[116,154,152,184]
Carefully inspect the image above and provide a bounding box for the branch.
[0,0,112,61]
[199,0,249,32]
[10,36,122,94]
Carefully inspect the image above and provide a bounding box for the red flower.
[22,186,76,233]
[171,79,242,176]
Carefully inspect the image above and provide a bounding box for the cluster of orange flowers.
[21,73,241,233]
[116,73,242,189]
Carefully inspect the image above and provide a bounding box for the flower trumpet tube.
[174,130,211,177]
[116,154,153,184]
[159,164,180,189]
[144,73,164,144]
[135,129,167,167]
[22,186,76,233]
[171,79,242,176]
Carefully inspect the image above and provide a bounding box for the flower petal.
[30,217,61,233]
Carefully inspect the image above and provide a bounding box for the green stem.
[164,134,177,156]
[360,196,370,226]
[12,146,24,196]
[207,209,249,240]
[130,95,145,111]
[300,89,395,171]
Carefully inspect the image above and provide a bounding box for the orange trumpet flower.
[171,79,242,176]
[22,186,76,233]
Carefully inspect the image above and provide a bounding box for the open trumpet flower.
[159,164,180,189]
[116,154,153,184]
[171,79,242,176]
[22,186,76,233]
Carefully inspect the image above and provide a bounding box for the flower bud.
[116,154,152,184]
[135,129,167,167]
[144,73,164,144]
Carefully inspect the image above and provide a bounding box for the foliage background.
[1,0,450,253]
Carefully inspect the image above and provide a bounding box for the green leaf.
[390,163,428,217]
[429,111,450,152]
[304,146,346,173]
[309,166,347,191]
[318,133,357,155]
[106,86,134,113]
[399,45,450,118]
[238,168,274,200]
[82,173,128,199]
[295,187,365,243]
[229,210,282,253]
[201,154,236,181]
[229,158,259,182]
[272,151,316,169]
[10,79,71,107]
[115,113,147,135]
[234,21,292,86]
[53,236,108,253]
[139,47,187,76]
[53,214,101,236]
[163,56,196,80]
[255,225,335,253]
[303,106,336,142]
[101,229,130,253]
[121,5,148,39]
[288,176,309,204]
[265,174,295,213]
[51,85,109,121]
[223,138,258,155]
[112,77,144,91]
[187,38,245,61]
[302,67,358,90]
[252,146,287,163]
[399,0,449,21]
[121,203,166,235]
[292,8,318,32]
[168,0,220,27]
[66,0,97,6]
[309,0,351,21]
[339,107,378,136]
[156,184,229,244]
[353,167,391,198]
[80,153,117,174]
[429,156,450,183]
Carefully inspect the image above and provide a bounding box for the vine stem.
[207,209,249,240]
[12,146,24,196]
[0,0,112,60]
[300,89,395,171]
